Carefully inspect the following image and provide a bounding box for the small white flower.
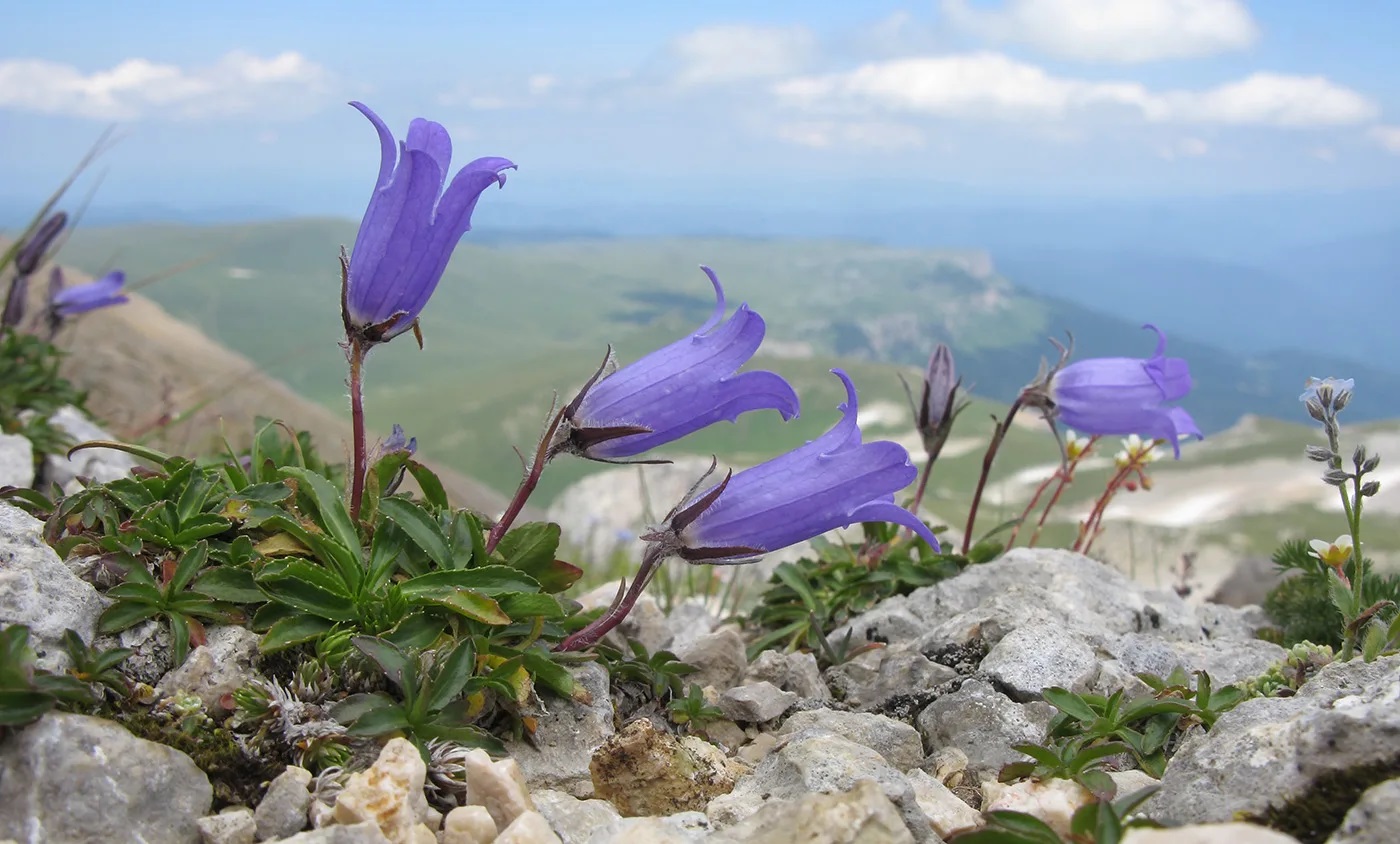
[1309,534,1354,568]
[1114,434,1159,468]
[1065,431,1091,460]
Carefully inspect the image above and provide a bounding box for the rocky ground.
[3,458,1398,844]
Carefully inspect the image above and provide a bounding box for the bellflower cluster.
[1044,324,1201,458]
[342,101,516,346]
[558,369,935,651]
[553,266,800,461]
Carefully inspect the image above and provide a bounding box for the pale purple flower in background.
[15,212,67,276]
[554,266,800,461]
[49,269,128,318]
[371,424,417,460]
[342,101,516,344]
[1049,324,1201,458]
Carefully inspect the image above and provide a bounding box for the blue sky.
[3,0,1400,221]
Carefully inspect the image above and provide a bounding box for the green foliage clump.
[0,626,131,729]
[1002,669,1244,791]
[0,328,88,462]
[1241,641,1335,699]
[742,521,989,665]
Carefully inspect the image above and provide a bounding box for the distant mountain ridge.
[53,219,1400,500]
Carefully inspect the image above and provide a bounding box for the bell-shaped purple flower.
[1049,324,1201,458]
[661,368,939,562]
[554,266,800,461]
[50,269,128,318]
[343,101,516,344]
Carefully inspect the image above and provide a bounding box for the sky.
[3,0,1400,222]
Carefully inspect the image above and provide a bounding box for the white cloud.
[1366,125,1400,154]
[0,51,328,120]
[527,74,558,96]
[669,24,817,87]
[941,0,1259,63]
[775,120,925,150]
[774,54,1377,128]
[1156,73,1377,126]
[1310,146,1336,162]
[1159,136,1210,159]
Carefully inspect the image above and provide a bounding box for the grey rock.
[0,713,212,844]
[530,789,622,844]
[917,679,1053,783]
[719,681,798,723]
[504,662,615,798]
[663,598,719,652]
[39,405,137,493]
[587,812,712,844]
[1122,824,1301,843]
[710,779,916,844]
[881,549,1203,653]
[827,596,924,649]
[778,710,926,772]
[980,622,1100,701]
[1196,602,1273,641]
[904,769,983,839]
[269,823,390,843]
[159,624,263,713]
[745,649,831,700]
[707,732,933,843]
[255,766,314,841]
[673,627,748,691]
[0,502,106,672]
[197,808,257,844]
[824,648,957,710]
[119,617,177,685]
[1150,653,1400,830]
[1328,777,1400,844]
[0,433,33,489]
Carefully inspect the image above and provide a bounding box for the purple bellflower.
[49,269,128,319]
[1047,324,1201,458]
[558,369,937,651]
[552,266,800,461]
[342,101,516,345]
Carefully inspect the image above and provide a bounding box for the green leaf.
[519,648,576,699]
[1042,687,1099,723]
[406,587,510,626]
[353,636,412,689]
[379,497,453,570]
[773,562,825,615]
[66,439,170,467]
[1077,768,1117,801]
[1068,741,1133,775]
[415,723,505,755]
[499,592,567,620]
[983,810,1065,842]
[404,461,449,511]
[260,615,334,653]
[97,601,162,633]
[382,613,446,652]
[367,521,409,587]
[173,514,235,545]
[170,614,193,668]
[494,522,560,573]
[0,690,57,727]
[282,466,361,562]
[400,566,542,598]
[425,639,477,712]
[256,560,358,621]
[195,567,264,604]
[344,703,413,737]
[232,482,293,505]
[106,580,164,604]
[168,541,210,595]
[1010,743,1065,769]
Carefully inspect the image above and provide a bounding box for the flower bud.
[1304,444,1334,463]
[14,212,67,276]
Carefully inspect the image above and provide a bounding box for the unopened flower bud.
[1305,399,1327,423]
[14,212,67,276]
[920,344,957,430]
[1361,480,1381,497]
[1322,468,1351,486]
[0,273,28,329]
[1334,388,1352,412]
[1361,454,1381,474]
[1304,444,1334,463]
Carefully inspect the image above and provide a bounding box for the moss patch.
[1249,755,1400,844]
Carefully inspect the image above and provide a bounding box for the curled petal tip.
[830,368,858,413]
[699,266,727,333]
